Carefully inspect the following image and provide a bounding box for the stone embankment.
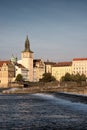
[2,82,87,95]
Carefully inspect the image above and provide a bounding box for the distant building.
[1,36,87,85]
[52,62,72,81]
[21,36,34,81]
[33,59,45,82]
[10,54,29,82]
[72,58,87,77]
[15,63,28,81]
[44,61,56,73]
[0,61,15,87]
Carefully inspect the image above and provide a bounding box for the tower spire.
[24,35,30,52]
[23,36,33,53]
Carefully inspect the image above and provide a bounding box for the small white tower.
[21,36,34,81]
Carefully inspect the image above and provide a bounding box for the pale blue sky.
[0,0,87,61]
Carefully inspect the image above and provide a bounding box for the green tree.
[15,74,24,82]
[71,74,75,81]
[61,76,65,82]
[74,73,81,82]
[80,74,86,81]
[61,73,71,81]
[61,73,86,82]
[40,73,56,82]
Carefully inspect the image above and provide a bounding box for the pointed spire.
[24,35,30,52]
[26,35,28,41]
[23,36,33,53]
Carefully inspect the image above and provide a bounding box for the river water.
[0,93,87,130]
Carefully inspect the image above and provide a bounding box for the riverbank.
[2,84,87,95]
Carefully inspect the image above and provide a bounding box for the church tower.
[21,36,33,81]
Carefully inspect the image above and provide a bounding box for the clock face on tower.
[23,53,28,58]
[23,52,33,58]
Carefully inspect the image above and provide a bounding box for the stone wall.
[2,81,87,95]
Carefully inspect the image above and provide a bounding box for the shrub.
[15,74,24,82]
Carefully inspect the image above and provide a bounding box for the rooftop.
[73,58,87,61]
[0,61,11,67]
[53,61,72,67]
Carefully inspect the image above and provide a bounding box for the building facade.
[72,58,87,77]
[52,62,72,81]
[15,63,28,81]
[0,61,15,87]
[44,61,56,73]
[33,59,45,82]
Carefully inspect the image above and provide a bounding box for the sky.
[0,0,87,62]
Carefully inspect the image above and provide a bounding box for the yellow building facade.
[45,62,56,73]
[52,62,72,81]
[0,61,15,87]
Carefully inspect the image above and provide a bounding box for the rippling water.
[0,93,87,130]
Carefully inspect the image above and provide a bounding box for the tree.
[61,73,87,82]
[80,74,86,81]
[40,73,56,82]
[65,73,71,81]
[61,73,71,81]
[71,74,75,81]
[74,73,81,82]
[15,74,24,82]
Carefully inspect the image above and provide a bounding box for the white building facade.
[15,63,28,81]
[72,58,87,77]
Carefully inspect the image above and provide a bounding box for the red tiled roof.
[53,61,72,67]
[0,61,11,67]
[73,58,87,61]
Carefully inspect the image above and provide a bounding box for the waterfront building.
[72,58,87,77]
[52,62,72,81]
[44,61,56,73]
[21,36,34,81]
[0,61,15,87]
[33,59,45,82]
[15,63,28,81]
[1,36,87,85]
